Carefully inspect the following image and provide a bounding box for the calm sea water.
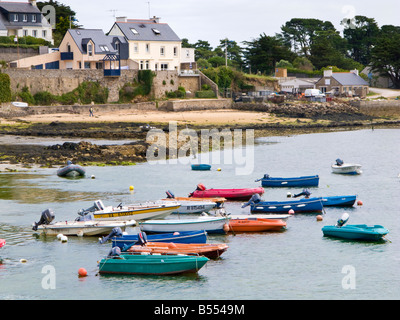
[0,128,399,300]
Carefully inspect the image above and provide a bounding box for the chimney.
[324,67,333,78]
[351,69,359,76]
[152,16,160,23]
[29,0,37,6]
[116,16,127,22]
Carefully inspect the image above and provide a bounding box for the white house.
[279,78,318,94]
[107,17,184,72]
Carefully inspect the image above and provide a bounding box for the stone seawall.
[351,100,400,116]
[161,99,232,111]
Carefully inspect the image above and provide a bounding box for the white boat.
[32,208,136,236]
[34,219,136,236]
[12,101,28,107]
[331,159,362,175]
[139,216,229,234]
[162,200,218,214]
[78,200,180,221]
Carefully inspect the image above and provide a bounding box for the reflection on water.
[0,224,35,246]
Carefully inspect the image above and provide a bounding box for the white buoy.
[57,234,64,240]
[60,235,68,243]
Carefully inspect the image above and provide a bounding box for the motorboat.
[331,159,362,175]
[190,183,264,201]
[57,160,86,177]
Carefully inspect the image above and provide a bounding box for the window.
[174,47,178,56]
[84,62,91,69]
[161,63,168,70]
[133,43,138,53]
[130,28,139,35]
[23,14,27,22]
[23,30,28,37]
[152,28,161,35]
[88,44,93,56]
[146,43,150,53]
[145,60,149,69]
[33,30,37,37]
[67,44,71,52]
[186,50,190,58]
[42,30,47,38]
[140,60,144,70]
[32,15,37,23]
[99,45,110,52]
[96,62,103,70]
[14,14,18,22]
[160,46,165,56]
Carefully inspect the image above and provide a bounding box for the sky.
[31,0,400,47]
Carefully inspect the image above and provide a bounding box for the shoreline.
[0,108,399,169]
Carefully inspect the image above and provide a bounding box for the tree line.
[183,17,400,89]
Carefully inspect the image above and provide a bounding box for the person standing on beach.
[89,107,94,117]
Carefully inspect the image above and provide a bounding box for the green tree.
[216,38,244,69]
[342,16,380,65]
[0,73,11,103]
[193,40,214,60]
[243,33,295,75]
[370,26,400,88]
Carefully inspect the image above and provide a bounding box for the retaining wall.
[351,100,400,116]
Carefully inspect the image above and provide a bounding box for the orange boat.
[228,217,286,232]
[126,242,229,259]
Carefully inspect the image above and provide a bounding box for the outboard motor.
[336,158,344,166]
[241,193,262,208]
[336,213,350,227]
[107,246,121,258]
[98,227,123,244]
[294,189,311,198]
[32,209,55,231]
[134,232,148,246]
[166,190,175,198]
[78,200,105,217]
[255,174,269,182]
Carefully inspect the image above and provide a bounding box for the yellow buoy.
[217,168,221,171]
[20,259,27,263]
[129,185,134,191]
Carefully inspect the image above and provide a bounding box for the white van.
[304,89,325,98]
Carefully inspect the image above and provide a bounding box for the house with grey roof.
[0,0,53,44]
[315,69,369,98]
[107,17,184,71]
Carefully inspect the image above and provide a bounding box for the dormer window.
[13,14,18,22]
[32,15,37,22]
[23,14,27,22]
[88,43,93,56]
[130,28,138,35]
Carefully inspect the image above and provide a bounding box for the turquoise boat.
[191,164,211,171]
[322,213,389,241]
[98,254,209,275]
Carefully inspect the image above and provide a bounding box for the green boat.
[98,254,209,275]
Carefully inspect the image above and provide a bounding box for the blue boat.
[57,161,85,177]
[322,213,388,241]
[191,164,211,171]
[322,195,357,207]
[256,174,319,188]
[111,230,208,250]
[247,197,324,214]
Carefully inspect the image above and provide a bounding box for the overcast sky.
[40,0,400,47]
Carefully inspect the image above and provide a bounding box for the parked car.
[304,89,325,98]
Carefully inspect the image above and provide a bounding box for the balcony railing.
[60,52,74,60]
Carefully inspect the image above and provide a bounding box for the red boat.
[126,242,228,259]
[189,184,264,201]
[228,218,286,232]
[0,239,5,249]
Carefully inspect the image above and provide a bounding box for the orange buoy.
[357,200,363,206]
[78,268,87,277]
[223,224,230,233]
[316,215,323,221]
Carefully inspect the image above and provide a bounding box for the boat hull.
[140,217,229,234]
[112,230,208,250]
[166,201,217,214]
[93,204,180,221]
[127,242,228,259]
[98,254,209,275]
[261,175,319,187]
[57,164,86,177]
[35,220,136,236]
[322,224,389,241]
[331,164,362,175]
[228,218,286,232]
[191,187,264,201]
[322,195,357,207]
[0,239,5,248]
[191,164,211,171]
[251,197,324,214]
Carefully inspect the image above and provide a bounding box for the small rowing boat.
[191,164,211,171]
[256,174,319,187]
[228,217,286,232]
[190,183,264,201]
[57,160,86,177]
[322,195,357,207]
